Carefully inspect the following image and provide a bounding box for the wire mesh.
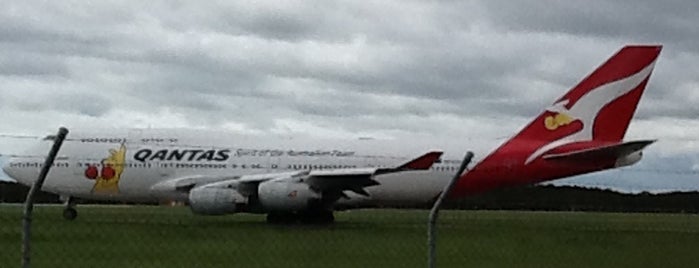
[2,183,699,267]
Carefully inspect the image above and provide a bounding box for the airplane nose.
[2,156,40,186]
[4,139,56,185]
[2,157,19,182]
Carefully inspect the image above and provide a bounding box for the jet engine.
[188,187,244,215]
[258,179,320,211]
[615,151,643,168]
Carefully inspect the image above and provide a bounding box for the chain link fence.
[3,184,699,267]
[3,134,699,267]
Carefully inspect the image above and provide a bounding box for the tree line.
[443,184,699,213]
[3,181,699,213]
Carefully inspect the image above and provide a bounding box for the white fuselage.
[3,129,483,208]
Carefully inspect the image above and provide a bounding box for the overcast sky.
[0,1,698,190]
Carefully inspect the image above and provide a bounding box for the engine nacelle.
[258,180,320,211]
[188,187,244,215]
[615,151,643,168]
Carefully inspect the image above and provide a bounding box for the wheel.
[63,207,78,220]
[317,210,334,224]
[266,213,280,224]
[266,212,297,224]
[320,211,334,224]
[300,210,334,225]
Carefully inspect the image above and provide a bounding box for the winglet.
[397,151,443,170]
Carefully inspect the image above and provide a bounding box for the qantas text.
[134,149,230,162]
[133,148,357,162]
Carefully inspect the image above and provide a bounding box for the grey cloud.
[9,91,113,118]
[0,1,697,162]
[0,52,69,77]
[54,94,114,117]
[0,1,574,120]
[480,1,699,44]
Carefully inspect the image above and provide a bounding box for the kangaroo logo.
[84,144,127,194]
[544,111,574,130]
[525,62,656,164]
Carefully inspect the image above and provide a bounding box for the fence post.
[22,127,69,268]
[428,151,473,268]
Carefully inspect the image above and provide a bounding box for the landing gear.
[63,207,77,220]
[300,210,334,225]
[266,212,297,224]
[265,210,335,225]
[62,196,78,220]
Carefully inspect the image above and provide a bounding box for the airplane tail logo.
[452,45,662,197]
[515,45,662,164]
[523,47,660,164]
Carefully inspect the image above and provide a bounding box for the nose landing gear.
[62,196,77,220]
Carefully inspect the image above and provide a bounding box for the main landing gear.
[266,210,335,225]
[62,196,78,220]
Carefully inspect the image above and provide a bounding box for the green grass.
[2,205,699,267]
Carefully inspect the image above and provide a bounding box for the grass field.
[2,205,699,267]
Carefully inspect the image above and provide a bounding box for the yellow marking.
[544,112,575,130]
[92,144,126,194]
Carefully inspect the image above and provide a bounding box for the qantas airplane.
[3,45,662,224]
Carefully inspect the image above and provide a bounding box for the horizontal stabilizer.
[543,140,656,161]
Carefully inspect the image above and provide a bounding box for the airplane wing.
[237,150,443,197]
[235,150,443,184]
[150,150,443,200]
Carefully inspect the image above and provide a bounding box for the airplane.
[2,45,662,224]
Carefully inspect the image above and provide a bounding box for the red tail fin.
[452,45,662,197]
